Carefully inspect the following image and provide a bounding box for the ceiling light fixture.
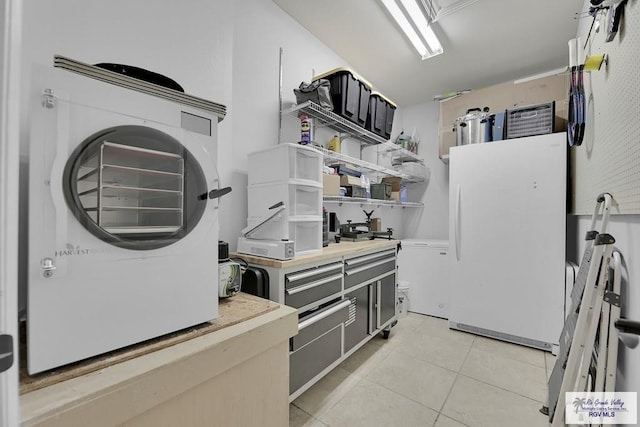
[381,0,443,60]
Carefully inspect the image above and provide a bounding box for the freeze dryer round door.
[62,125,209,250]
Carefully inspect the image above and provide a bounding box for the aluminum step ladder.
[541,193,614,423]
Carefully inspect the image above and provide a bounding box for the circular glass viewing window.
[63,125,208,250]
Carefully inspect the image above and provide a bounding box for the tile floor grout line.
[463,345,549,375]
[309,370,369,424]
[388,345,463,376]
[291,401,330,427]
[363,355,446,414]
[433,334,477,425]
[457,371,548,405]
[472,339,549,369]
[353,375,445,424]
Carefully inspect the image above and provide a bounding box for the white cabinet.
[247,143,323,254]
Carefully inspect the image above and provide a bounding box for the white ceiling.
[272,0,585,106]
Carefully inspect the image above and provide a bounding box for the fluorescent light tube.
[400,0,442,55]
[381,0,429,58]
[381,0,443,59]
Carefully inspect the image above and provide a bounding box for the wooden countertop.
[20,294,298,426]
[20,292,283,394]
[232,239,399,268]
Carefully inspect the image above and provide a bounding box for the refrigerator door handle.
[455,184,461,261]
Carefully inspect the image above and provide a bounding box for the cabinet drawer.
[285,262,343,308]
[290,325,342,395]
[292,298,350,351]
[344,249,396,289]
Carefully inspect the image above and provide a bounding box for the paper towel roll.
[568,38,584,67]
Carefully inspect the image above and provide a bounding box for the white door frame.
[0,0,22,425]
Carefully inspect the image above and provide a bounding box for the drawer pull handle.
[286,273,343,296]
[344,250,396,267]
[299,300,351,331]
[286,263,343,283]
[344,258,395,276]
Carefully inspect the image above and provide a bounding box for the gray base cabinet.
[290,325,342,394]
[344,285,370,354]
[379,273,396,328]
[244,244,398,400]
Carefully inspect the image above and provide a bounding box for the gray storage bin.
[506,102,555,139]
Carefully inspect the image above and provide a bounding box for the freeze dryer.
[26,58,229,374]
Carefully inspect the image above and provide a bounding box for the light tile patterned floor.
[290,312,555,427]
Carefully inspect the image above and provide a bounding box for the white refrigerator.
[448,133,566,351]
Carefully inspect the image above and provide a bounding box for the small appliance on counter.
[340,220,373,241]
[237,201,295,260]
[241,266,270,299]
[218,241,242,298]
[338,210,393,241]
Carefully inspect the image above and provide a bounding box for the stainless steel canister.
[453,107,492,145]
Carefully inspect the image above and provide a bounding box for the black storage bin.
[314,67,372,127]
[366,91,396,140]
[384,100,397,139]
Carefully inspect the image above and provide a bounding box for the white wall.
[567,0,640,395]
[395,101,447,240]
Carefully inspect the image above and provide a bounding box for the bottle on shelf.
[300,114,311,145]
[327,135,340,152]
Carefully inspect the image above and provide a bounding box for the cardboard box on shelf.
[323,174,340,196]
[381,177,402,192]
[339,174,362,187]
[329,163,361,177]
[390,191,400,202]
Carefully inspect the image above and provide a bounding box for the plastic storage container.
[313,67,372,127]
[366,91,396,140]
[245,216,322,254]
[506,101,555,139]
[248,181,323,217]
[248,143,322,186]
[393,162,431,182]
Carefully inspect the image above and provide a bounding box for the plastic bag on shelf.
[294,79,333,110]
